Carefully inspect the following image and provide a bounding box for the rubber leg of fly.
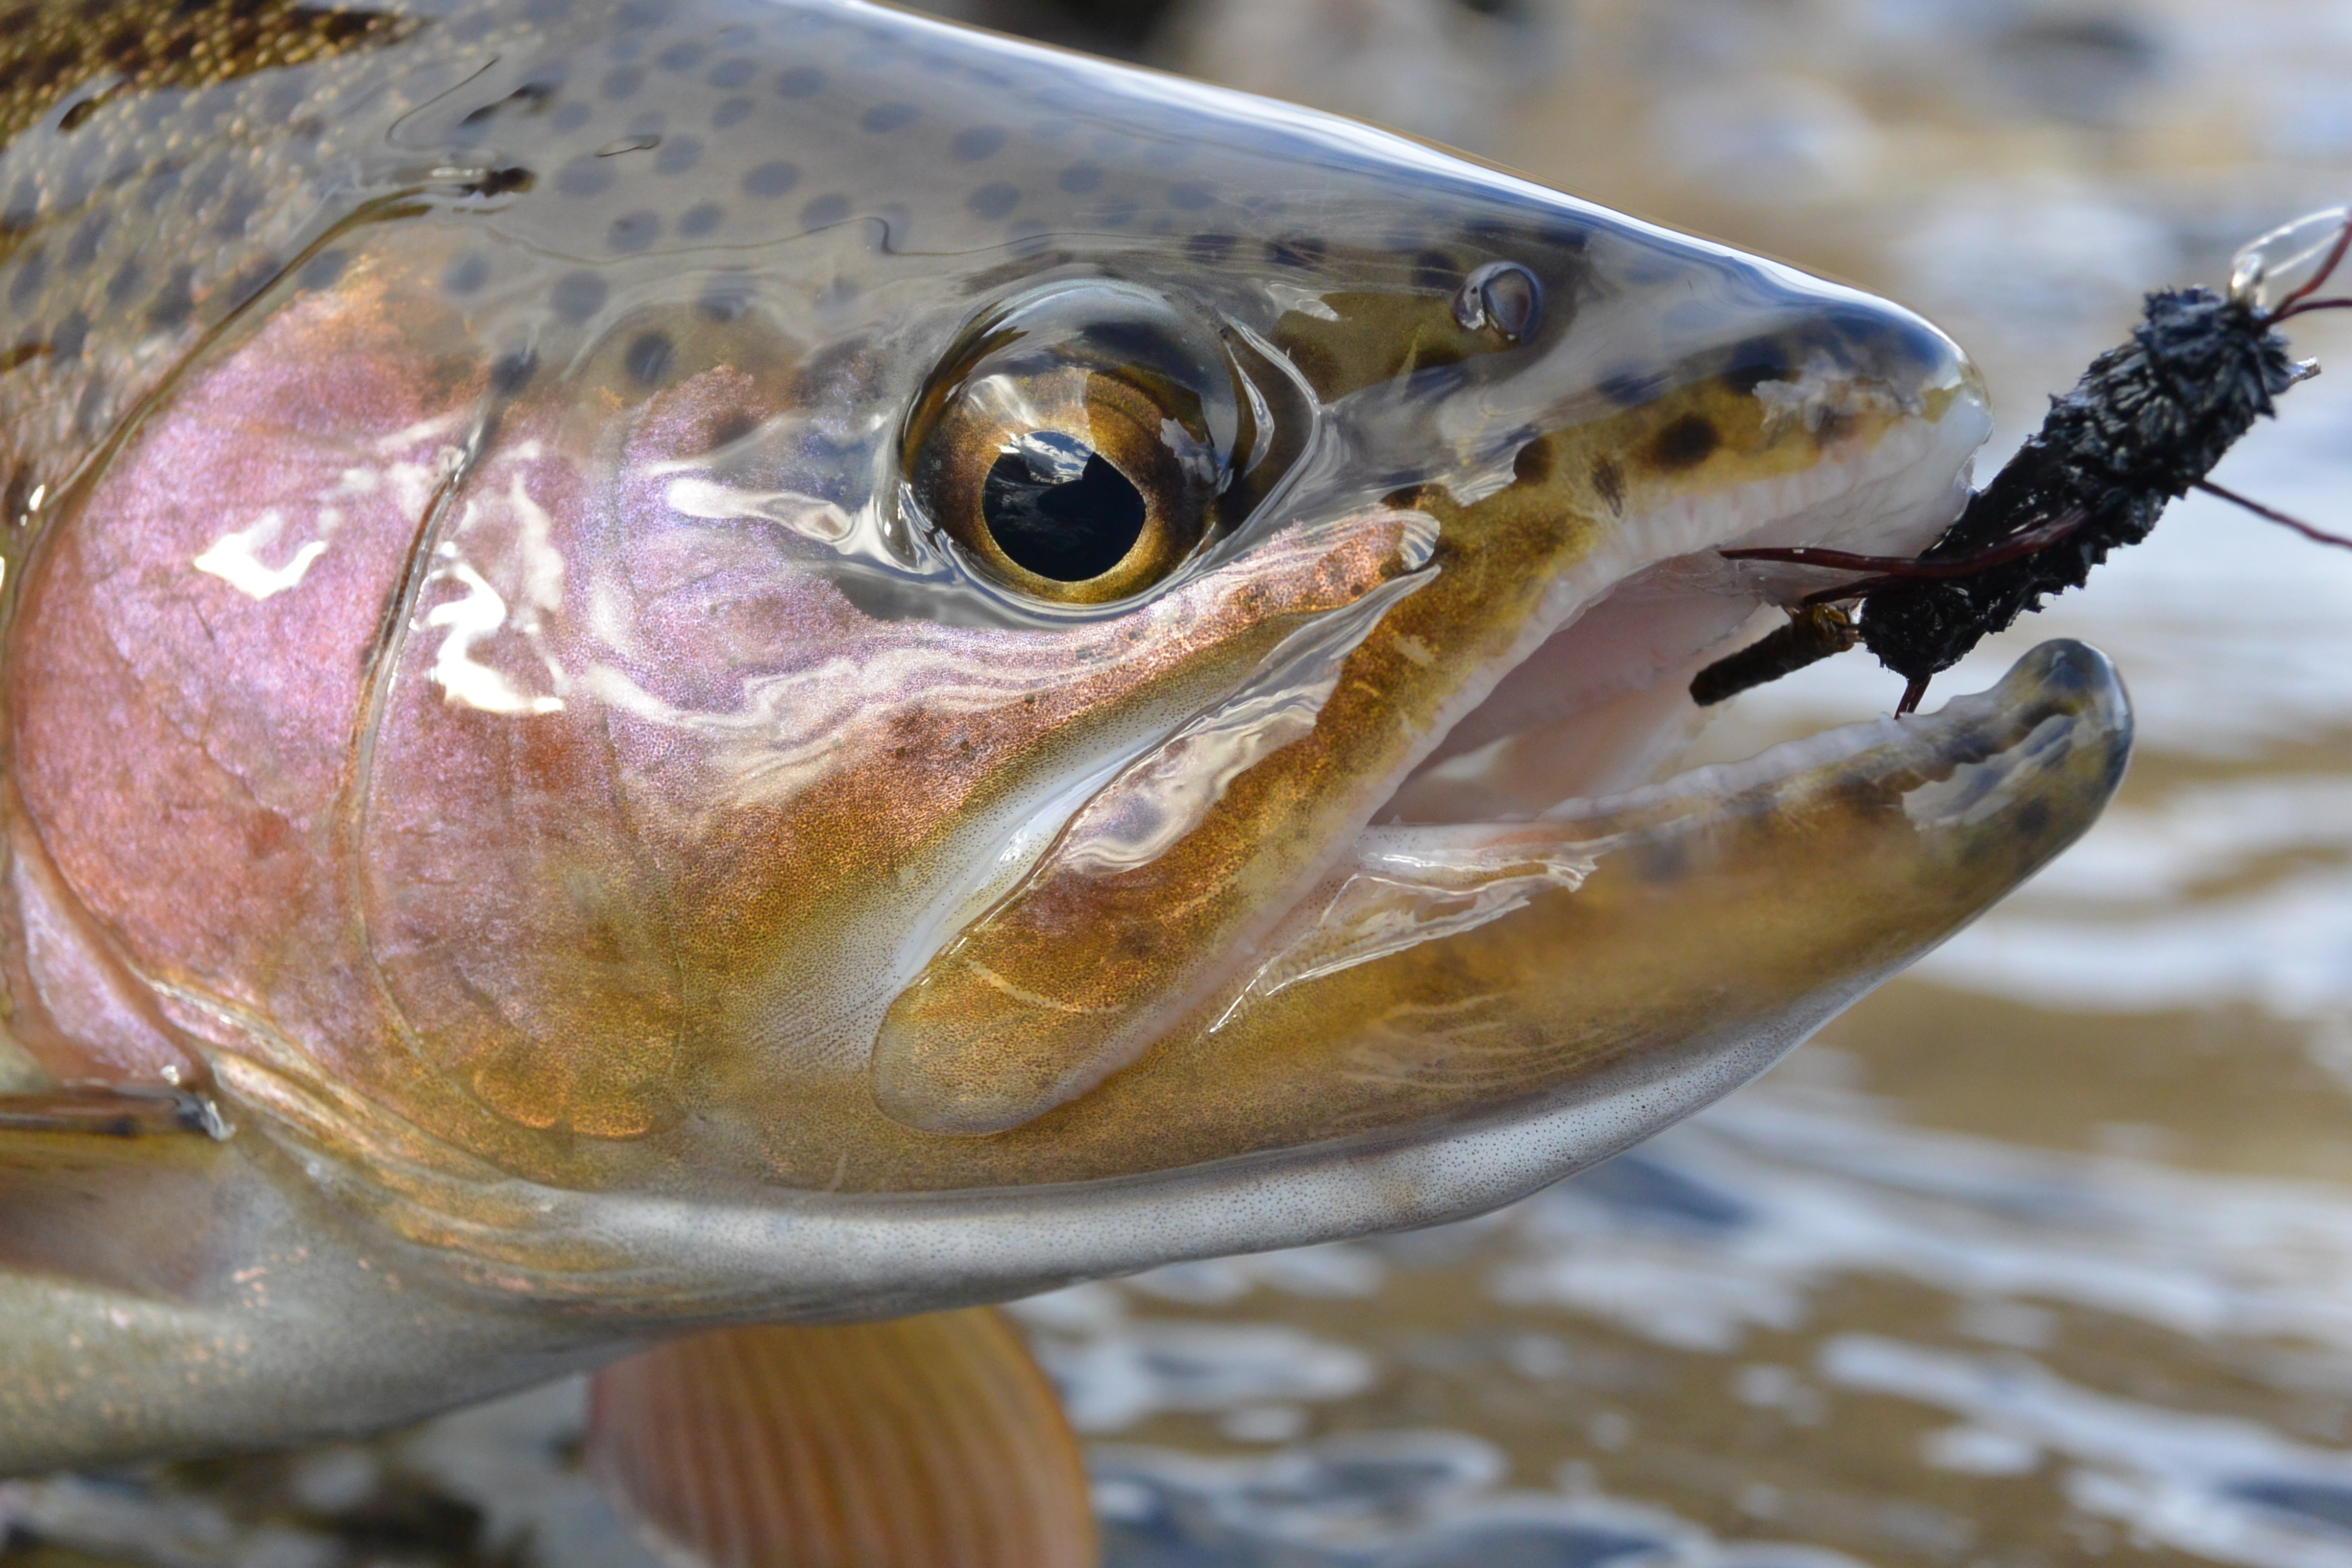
[2195,479,2352,550]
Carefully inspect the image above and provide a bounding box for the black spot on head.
[1649,414,1720,471]
[712,95,753,129]
[967,182,1018,220]
[492,350,538,395]
[1513,436,1554,486]
[952,125,1005,161]
[298,250,349,293]
[708,57,754,89]
[4,250,43,312]
[863,102,917,133]
[657,41,704,70]
[1184,232,1235,264]
[609,210,660,252]
[679,202,723,237]
[775,65,823,97]
[461,81,557,130]
[625,331,675,386]
[1058,163,1101,193]
[148,266,194,328]
[1590,455,1625,513]
[213,190,263,241]
[1166,180,1213,211]
[51,310,88,362]
[63,212,109,271]
[551,101,594,134]
[800,192,851,227]
[743,160,801,198]
[442,253,491,294]
[1412,250,1457,293]
[602,65,644,101]
[556,159,615,198]
[654,136,702,175]
[614,0,669,27]
[105,259,142,305]
[1265,234,1326,269]
[468,166,535,197]
[551,270,607,322]
[2,180,38,234]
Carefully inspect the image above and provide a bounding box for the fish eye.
[904,283,1257,605]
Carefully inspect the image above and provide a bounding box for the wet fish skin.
[0,0,2126,1471]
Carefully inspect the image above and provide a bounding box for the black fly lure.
[1693,206,2352,715]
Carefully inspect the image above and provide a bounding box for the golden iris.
[904,284,1258,606]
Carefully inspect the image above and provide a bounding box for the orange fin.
[587,1307,1098,1568]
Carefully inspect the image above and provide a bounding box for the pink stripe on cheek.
[10,260,486,1081]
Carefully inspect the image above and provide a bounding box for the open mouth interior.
[1379,419,1978,832]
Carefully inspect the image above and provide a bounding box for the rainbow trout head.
[0,0,2128,1464]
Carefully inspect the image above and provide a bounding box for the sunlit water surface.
[10,0,2352,1563]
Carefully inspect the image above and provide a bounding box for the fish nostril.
[1454,261,1544,341]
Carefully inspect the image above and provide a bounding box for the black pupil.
[981,433,1147,581]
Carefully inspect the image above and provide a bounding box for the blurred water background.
[12,1,2352,1563]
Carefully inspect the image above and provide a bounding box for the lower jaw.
[1217,636,2132,1056]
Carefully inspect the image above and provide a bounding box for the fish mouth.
[558,639,2131,1326]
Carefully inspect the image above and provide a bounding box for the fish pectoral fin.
[586,1307,1098,1568]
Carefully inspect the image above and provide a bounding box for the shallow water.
[11,0,2352,1563]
